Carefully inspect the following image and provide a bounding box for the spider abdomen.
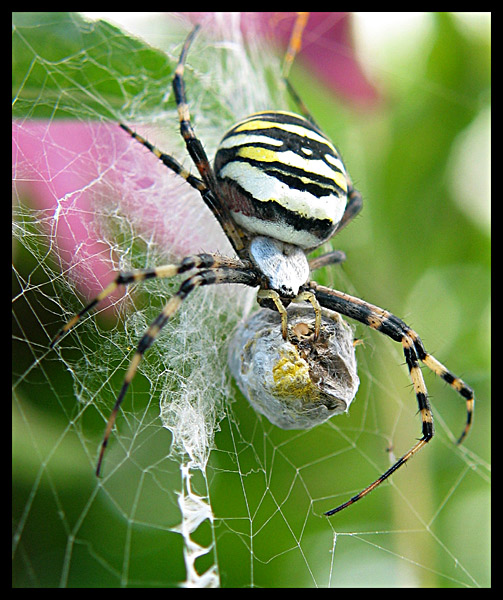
[214,111,349,250]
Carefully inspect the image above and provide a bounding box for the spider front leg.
[171,25,244,253]
[310,282,474,515]
[118,123,245,255]
[119,24,245,255]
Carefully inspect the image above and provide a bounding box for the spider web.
[13,12,491,588]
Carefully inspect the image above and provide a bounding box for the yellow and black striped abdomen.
[214,111,349,250]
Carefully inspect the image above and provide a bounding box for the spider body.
[51,23,474,516]
[213,109,351,301]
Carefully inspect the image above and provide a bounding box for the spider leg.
[279,11,363,237]
[333,186,363,234]
[119,25,245,255]
[308,250,346,272]
[172,25,217,190]
[171,25,245,254]
[325,437,430,516]
[292,290,322,340]
[257,289,289,339]
[119,123,206,194]
[310,282,474,515]
[96,265,259,476]
[281,14,321,127]
[281,12,310,81]
[50,253,249,347]
[119,123,244,255]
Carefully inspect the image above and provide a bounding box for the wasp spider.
[51,24,474,515]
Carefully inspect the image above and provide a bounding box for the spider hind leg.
[311,283,474,515]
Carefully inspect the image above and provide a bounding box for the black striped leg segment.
[172,24,217,189]
[171,25,244,254]
[119,123,206,194]
[118,123,245,255]
[310,283,474,516]
[50,253,250,348]
[95,265,260,476]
